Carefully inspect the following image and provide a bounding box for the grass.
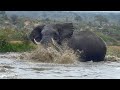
[0,29,29,41]
[107,46,120,58]
[95,31,120,45]
[106,46,120,61]
[0,28,34,53]
[0,40,35,53]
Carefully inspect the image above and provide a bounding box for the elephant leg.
[92,59,104,62]
[79,51,92,62]
[79,58,91,62]
[92,57,105,62]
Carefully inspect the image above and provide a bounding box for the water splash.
[22,44,79,64]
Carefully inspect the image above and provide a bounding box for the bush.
[0,29,29,41]
[105,46,120,61]
[94,31,119,46]
[0,39,35,53]
[107,46,120,58]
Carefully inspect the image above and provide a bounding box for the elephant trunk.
[51,38,62,52]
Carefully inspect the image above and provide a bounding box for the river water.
[0,53,120,79]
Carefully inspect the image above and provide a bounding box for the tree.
[10,15,18,25]
[74,13,82,22]
[42,12,47,19]
[0,11,5,14]
[45,18,50,21]
[94,15,108,26]
[0,11,8,19]
[74,15,82,22]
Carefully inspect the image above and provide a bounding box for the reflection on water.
[0,58,120,79]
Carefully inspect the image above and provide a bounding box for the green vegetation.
[0,40,35,53]
[0,29,35,53]
[107,46,120,58]
[94,31,120,46]
[0,29,29,41]
[106,46,120,61]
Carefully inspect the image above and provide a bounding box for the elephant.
[29,23,107,62]
[29,24,45,44]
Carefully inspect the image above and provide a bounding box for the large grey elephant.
[29,23,107,62]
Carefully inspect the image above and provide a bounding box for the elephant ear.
[55,23,74,40]
[29,25,45,44]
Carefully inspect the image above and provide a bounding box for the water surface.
[0,56,120,79]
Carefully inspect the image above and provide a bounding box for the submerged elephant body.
[29,23,107,62]
[68,31,107,62]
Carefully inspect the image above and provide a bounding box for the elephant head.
[30,23,74,46]
[29,25,45,44]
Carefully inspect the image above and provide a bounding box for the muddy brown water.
[0,53,120,79]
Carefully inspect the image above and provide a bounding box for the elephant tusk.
[51,38,62,52]
[51,38,56,46]
[34,38,41,45]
